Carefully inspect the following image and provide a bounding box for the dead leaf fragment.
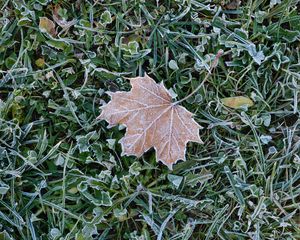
[35,58,45,68]
[221,96,254,109]
[39,17,57,36]
[98,74,203,169]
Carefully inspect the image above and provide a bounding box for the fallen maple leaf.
[98,74,203,169]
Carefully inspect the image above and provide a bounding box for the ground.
[0,0,299,239]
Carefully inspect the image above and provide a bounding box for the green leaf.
[0,181,9,195]
[168,60,179,70]
[76,131,99,153]
[0,231,14,240]
[100,10,113,25]
[167,174,183,189]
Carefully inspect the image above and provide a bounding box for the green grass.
[0,0,299,239]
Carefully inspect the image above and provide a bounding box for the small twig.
[174,49,223,105]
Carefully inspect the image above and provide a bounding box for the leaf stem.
[174,49,223,105]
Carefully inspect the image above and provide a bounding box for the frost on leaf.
[98,74,203,169]
[39,17,57,37]
[53,5,76,30]
[221,96,254,109]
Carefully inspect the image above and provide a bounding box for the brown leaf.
[39,17,57,36]
[98,74,203,169]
